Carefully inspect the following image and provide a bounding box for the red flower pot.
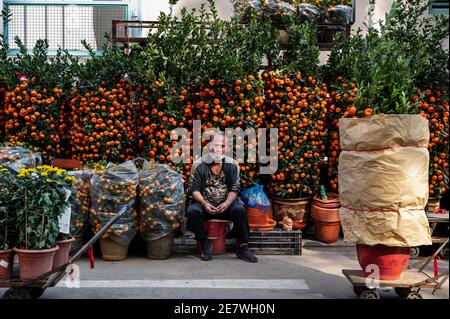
[356,244,410,280]
[0,249,14,279]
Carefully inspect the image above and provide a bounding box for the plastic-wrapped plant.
[0,166,17,250]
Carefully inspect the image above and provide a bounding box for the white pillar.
[0,0,4,35]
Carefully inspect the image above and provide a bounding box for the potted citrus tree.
[334,0,447,280]
[0,166,17,279]
[264,71,328,227]
[12,165,74,280]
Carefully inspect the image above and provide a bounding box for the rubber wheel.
[2,288,32,300]
[438,245,448,260]
[394,287,412,298]
[406,292,423,299]
[360,290,380,299]
[409,247,420,259]
[28,287,45,299]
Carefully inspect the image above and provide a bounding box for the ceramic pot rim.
[57,237,76,245]
[13,245,60,254]
[272,196,311,203]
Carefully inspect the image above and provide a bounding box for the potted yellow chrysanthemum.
[12,166,75,280]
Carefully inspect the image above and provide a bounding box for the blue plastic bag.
[240,184,271,212]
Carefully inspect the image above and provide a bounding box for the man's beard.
[209,150,224,162]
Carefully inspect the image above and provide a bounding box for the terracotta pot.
[69,235,84,257]
[267,201,274,220]
[278,29,289,49]
[272,197,311,222]
[356,244,410,280]
[246,207,269,225]
[0,249,14,280]
[311,193,341,244]
[145,233,174,260]
[427,197,440,213]
[14,246,59,280]
[53,237,76,270]
[100,238,129,261]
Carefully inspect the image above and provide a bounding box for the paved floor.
[2,245,448,299]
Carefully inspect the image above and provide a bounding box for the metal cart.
[343,238,449,299]
[410,211,449,259]
[0,208,127,299]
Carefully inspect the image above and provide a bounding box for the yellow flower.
[65,176,75,182]
[40,172,48,177]
[46,178,53,183]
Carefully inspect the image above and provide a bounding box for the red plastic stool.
[197,219,231,255]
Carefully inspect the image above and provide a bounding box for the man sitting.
[186,132,258,263]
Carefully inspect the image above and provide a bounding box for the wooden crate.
[248,230,302,256]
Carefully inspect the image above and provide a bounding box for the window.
[430,0,449,15]
[4,1,129,55]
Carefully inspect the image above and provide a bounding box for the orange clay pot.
[311,193,341,244]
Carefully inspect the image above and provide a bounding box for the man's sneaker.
[236,245,258,263]
[200,240,213,261]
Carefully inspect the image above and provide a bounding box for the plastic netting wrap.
[237,0,295,23]
[69,169,94,237]
[0,147,42,173]
[296,3,321,23]
[241,184,271,212]
[90,160,138,246]
[138,162,185,241]
[266,0,296,18]
[325,5,353,24]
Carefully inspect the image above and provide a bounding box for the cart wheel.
[409,247,420,259]
[360,290,380,299]
[406,292,423,299]
[438,245,448,260]
[394,287,412,298]
[353,286,366,296]
[2,288,32,300]
[28,287,45,299]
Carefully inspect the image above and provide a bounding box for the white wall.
[136,0,448,63]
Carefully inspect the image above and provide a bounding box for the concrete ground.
[1,239,448,299]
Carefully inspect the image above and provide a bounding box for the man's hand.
[216,200,230,214]
[203,202,219,214]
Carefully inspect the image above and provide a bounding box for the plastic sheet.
[240,184,271,212]
[325,5,352,24]
[238,0,295,23]
[90,160,138,246]
[138,162,185,241]
[266,0,296,18]
[296,3,321,23]
[0,146,42,173]
[69,169,94,237]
